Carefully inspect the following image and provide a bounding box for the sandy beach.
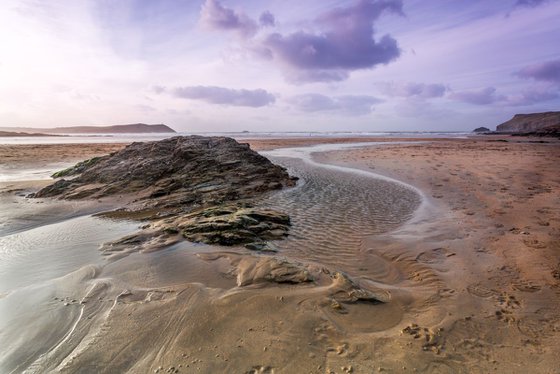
[1,136,559,373]
[3,0,560,371]
[316,138,560,372]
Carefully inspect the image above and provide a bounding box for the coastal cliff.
[496,111,560,133]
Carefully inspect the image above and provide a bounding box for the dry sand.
[1,136,559,373]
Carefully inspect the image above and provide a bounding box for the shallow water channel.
[260,143,423,274]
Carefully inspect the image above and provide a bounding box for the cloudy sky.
[0,0,559,132]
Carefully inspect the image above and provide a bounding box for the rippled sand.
[260,155,421,270]
[1,137,559,373]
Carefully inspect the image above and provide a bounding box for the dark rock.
[511,124,560,138]
[37,136,297,252]
[180,206,290,247]
[472,127,490,133]
[51,157,103,178]
[35,136,297,203]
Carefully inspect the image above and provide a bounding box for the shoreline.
[1,136,559,372]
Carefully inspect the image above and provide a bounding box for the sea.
[0,131,471,145]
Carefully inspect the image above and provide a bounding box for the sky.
[0,0,559,132]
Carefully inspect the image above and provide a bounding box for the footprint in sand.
[415,248,456,264]
[517,308,560,339]
[511,280,541,293]
[466,283,500,299]
[523,238,547,249]
[497,293,521,309]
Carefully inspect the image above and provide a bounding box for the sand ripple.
[259,156,421,277]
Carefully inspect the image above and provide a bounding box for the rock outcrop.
[496,112,560,133]
[180,205,290,249]
[472,127,490,133]
[35,136,297,251]
[35,136,296,203]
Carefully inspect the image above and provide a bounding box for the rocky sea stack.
[472,127,490,133]
[35,136,298,252]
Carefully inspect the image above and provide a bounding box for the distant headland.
[0,123,176,135]
[0,130,58,137]
[496,111,560,134]
[472,111,560,137]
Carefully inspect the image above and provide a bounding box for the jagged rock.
[180,206,290,248]
[35,136,297,252]
[99,204,290,255]
[34,136,297,205]
[52,157,103,178]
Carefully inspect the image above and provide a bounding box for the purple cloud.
[381,82,447,98]
[515,58,560,84]
[173,86,275,107]
[285,70,349,84]
[449,87,502,105]
[260,0,403,83]
[288,93,381,115]
[289,94,337,112]
[200,0,257,38]
[450,86,557,106]
[505,88,558,106]
[259,11,275,27]
[514,0,550,8]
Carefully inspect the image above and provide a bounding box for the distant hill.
[0,123,176,134]
[496,112,560,133]
[0,130,57,137]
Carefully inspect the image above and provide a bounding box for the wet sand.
[1,137,559,373]
[316,138,560,372]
